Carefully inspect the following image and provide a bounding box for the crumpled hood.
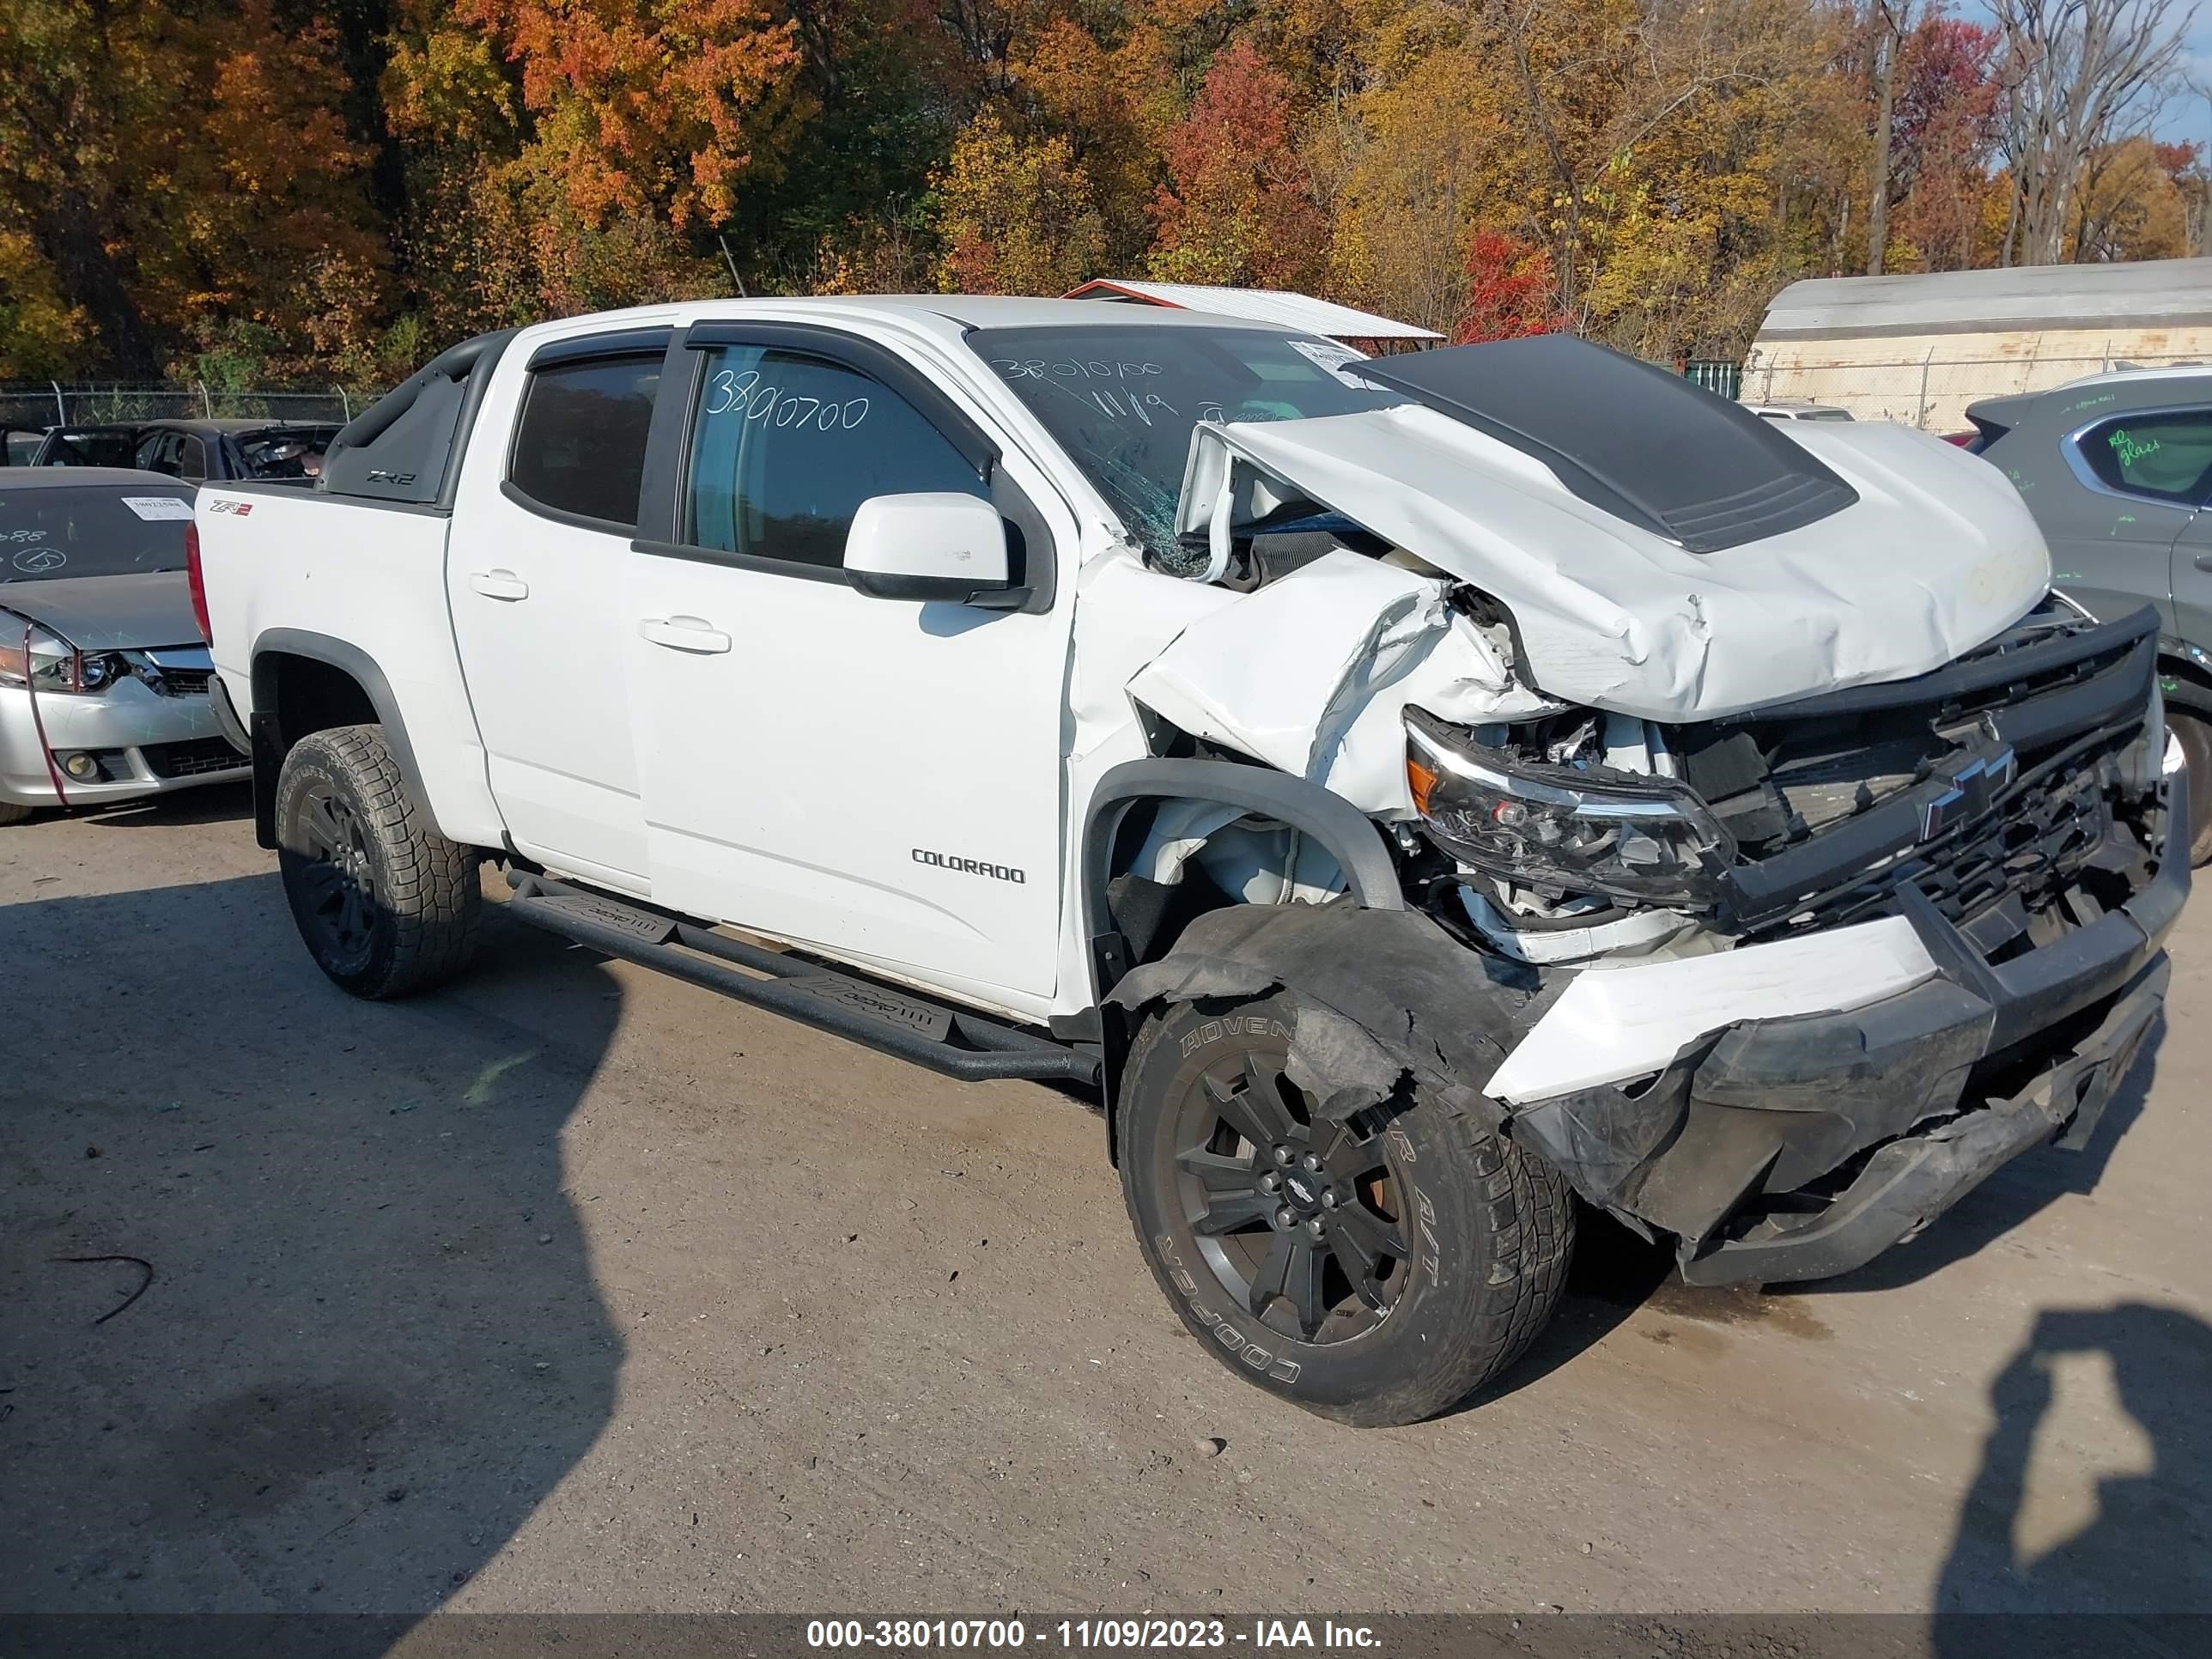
[0,572,201,652]
[1174,404,2051,721]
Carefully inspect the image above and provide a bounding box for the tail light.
[1940,431,1977,447]
[186,521,211,643]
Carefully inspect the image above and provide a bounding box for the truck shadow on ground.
[1934,1301,2212,1623]
[0,866,622,1646]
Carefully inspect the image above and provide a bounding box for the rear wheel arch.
[248,632,429,849]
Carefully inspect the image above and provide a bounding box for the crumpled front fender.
[1103,902,1564,1154]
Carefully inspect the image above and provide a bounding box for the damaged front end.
[1115,592,2185,1285]
[1467,600,2185,1283]
[1091,337,2187,1287]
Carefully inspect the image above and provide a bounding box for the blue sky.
[1955,1,2212,151]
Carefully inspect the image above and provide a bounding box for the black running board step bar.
[505,873,1101,1085]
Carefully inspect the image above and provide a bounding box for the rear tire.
[275,725,481,999]
[2167,707,2212,866]
[1118,994,1574,1427]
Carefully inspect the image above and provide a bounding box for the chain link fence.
[1737,349,2208,434]
[1,383,376,435]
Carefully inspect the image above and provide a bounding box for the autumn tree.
[0,0,389,378]
[2071,136,2201,261]
[5,0,2204,386]
[1150,40,1325,290]
[1865,0,1909,274]
[1451,231,1557,342]
[1887,15,2002,270]
[0,228,84,378]
[933,111,1106,292]
[1324,47,1520,334]
[0,0,168,374]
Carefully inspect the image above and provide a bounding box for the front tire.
[275,725,481,999]
[0,800,32,826]
[1118,994,1574,1427]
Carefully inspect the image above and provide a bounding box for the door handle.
[469,568,530,601]
[638,616,732,654]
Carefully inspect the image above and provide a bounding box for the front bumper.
[1508,768,2189,1285]
[0,679,250,809]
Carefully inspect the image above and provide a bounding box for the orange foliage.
[1148,40,1325,292]
[1451,232,1559,343]
[453,0,807,228]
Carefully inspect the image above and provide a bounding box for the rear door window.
[2077,410,2212,505]
[508,355,662,528]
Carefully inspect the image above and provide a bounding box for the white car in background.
[0,468,246,823]
[1741,399,1855,422]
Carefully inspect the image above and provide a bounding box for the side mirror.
[843,492,1028,608]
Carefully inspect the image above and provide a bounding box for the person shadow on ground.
[1933,1304,2212,1654]
[0,851,625,1658]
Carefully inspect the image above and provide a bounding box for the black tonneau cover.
[1358,336,1859,553]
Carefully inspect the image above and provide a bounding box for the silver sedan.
[0,468,247,823]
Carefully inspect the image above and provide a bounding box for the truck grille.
[143,737,245,778]
[1753,740,2117,940]
[1708,605,2159,943]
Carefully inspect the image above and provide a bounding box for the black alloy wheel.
[1176,1051,1411,1344]
[1120,991,1576,1425]
[290,782,380,972]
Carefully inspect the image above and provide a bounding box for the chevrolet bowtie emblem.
[1919,746,2017,842]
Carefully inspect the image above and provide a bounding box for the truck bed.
[195,479,506,848]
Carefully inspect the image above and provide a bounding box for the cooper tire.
[1118,994,1574,1427]
[275,724,481,1000]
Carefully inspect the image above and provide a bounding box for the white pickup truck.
[195,298,2190,1426]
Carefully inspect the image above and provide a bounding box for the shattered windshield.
[969,324,1407,560]
[0,485,193,582]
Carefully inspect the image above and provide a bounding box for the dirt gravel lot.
[3,783,2209,1626]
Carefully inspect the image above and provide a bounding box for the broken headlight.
[1404,708,1733,906]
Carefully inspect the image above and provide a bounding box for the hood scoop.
[1354,336,1859,552]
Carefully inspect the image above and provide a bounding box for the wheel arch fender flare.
[1088,875,1555,1168]
[1079,757,1405,994]
[249,629,429,848]
[1081,760,1414,1164]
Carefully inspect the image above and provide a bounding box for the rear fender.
[249,630,427,848]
